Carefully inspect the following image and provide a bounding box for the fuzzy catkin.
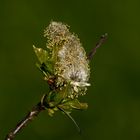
[44,21,90,98]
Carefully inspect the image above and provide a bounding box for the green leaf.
[33,45,49,64]
[33,45,54,75]
[60,99,88,111]
[69,99,88,110]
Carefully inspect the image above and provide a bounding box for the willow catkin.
[44,21,90,99]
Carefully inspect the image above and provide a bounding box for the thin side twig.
[87,33,108,60]
[5,101,46,140]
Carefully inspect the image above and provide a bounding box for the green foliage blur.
[0,0,140,140]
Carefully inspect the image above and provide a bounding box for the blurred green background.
[0,0,140,140]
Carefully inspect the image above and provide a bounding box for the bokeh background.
[0,0,140,140]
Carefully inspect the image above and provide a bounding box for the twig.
[87,33,108,60]
[5,101,46,140]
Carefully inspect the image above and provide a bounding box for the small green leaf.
[69,99,88,110]
[59,99,88,111]
[33,45,54,75]
[33,45,49,64]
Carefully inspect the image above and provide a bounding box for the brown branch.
[87,33,108,60]
[5,100,46,140]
